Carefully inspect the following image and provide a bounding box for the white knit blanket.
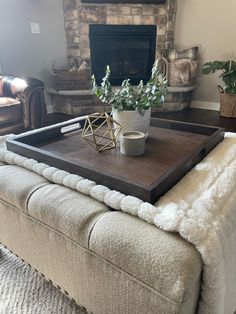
[0,131,236,314]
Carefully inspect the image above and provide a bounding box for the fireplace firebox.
[89,24,157,85]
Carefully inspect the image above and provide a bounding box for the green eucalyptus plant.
[91,61,167,113]
[202,60,236,94]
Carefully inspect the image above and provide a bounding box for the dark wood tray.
[6,117,225,204]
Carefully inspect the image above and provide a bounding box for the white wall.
[175,0,236,104]
[0,0,67,87]
[2,0,235,107]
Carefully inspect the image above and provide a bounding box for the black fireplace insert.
[89,24,157,85]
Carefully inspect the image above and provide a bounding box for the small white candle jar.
[120,131,145,156]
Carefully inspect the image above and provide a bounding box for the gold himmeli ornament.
[82,112,122,152]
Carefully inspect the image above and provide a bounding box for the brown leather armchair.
[0,76,47,135]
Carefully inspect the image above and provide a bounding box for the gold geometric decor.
[82,112,122,152]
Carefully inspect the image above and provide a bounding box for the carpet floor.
[0,245,88,314]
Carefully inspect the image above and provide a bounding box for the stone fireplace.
[63,0,177,72]
[48,0,195,115]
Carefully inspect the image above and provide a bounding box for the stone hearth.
[48,85,197,115]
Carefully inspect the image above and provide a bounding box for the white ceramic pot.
[112,108,151,138]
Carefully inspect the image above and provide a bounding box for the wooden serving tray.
[6,117,225,204]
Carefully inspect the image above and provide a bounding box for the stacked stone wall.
[63,0,177,66]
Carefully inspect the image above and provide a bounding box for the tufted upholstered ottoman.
[0,161,202,314]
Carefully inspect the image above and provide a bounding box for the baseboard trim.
[191,101,220,111]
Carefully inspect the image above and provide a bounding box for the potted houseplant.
[202,60,236,117]
[91,61,167,137]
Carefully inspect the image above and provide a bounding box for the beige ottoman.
[0,164,202,314]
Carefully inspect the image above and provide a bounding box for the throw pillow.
[0,97,20,107]
[166,46,199,62]
[0,77,3,96]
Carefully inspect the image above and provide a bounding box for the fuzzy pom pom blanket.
[0,130,236,314]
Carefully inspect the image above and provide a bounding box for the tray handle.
[8,115,88,145]
[60,122,82,134]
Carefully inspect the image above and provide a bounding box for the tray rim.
[6,116,225,203]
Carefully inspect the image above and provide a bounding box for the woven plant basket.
[219,92,236,118]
